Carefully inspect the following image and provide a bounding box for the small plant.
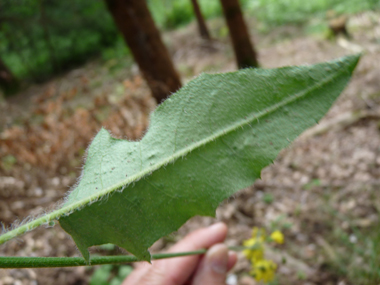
[303,178,321,190]
[90,264,133,285]
[322,206,380,284]
[0,55,359,269]
[262,193,274,204]
[243,227,284,283]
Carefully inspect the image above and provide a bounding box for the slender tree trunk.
[219,0,258,69]
[190,0,211,40]
[104,0,182,103]
[0,59,18,95]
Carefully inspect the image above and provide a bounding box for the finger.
[156,222,228,284]
[184,249,237,285]
[227,251,238,271]
[122,262,151,285]
[122,222,228,285]
[168,222,228,253]
[191,244,231,285]
[189,250,236,284]
[190,249,237,272]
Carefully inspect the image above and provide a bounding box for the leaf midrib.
[62,68,340,212]
[0,67,341,245]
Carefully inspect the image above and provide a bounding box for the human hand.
[122,222,237,285]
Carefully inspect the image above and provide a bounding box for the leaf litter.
[1,11,380,285]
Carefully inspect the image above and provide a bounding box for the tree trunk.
[219,0,258,69]
[190,0,211,40]
[104,0,181,103]
[0,59,18,95]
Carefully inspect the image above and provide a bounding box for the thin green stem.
[0,245,255,269]
[0,250,205,268]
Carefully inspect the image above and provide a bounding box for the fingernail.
[207,244,228,274]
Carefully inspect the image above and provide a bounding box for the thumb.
[191,244,229,285]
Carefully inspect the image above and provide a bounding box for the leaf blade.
[48,55,359,262]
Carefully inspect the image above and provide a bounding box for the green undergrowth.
[2,0,376,84]
[300,183,380,284]
[90,264,133,285]
[0,0,123,82]
[149,0,380,34]
[246,0,380,29]
[323,207,380,284]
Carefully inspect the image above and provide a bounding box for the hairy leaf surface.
[59,55,359,262]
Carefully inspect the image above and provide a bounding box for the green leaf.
[59,54,359,262]
[110,265,133,285]
[90,264,132,285]
[0,55,360,263]
[117,265,133,279]
[90,264,113,285]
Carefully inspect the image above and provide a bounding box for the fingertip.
[208,222,228,233]
[208,244,229,274]
[227,251,238,271]
[205,222,228,242]
[169,222,228,253]
[190,243,229,284]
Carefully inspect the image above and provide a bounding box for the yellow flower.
[270,230,284,244]
[243,227,281,282]
[250,259,277,283]
[243,237,264,262]
[251,227,266,241]
[243,227,267,262]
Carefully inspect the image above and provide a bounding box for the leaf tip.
[98,127,111,136]
[340,53,361,73]
[349,52,361,66]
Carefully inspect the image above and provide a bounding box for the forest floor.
[1,11,380,285]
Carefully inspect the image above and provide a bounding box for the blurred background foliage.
[0,0,124,82]
[1,0,379,83]
[244,0,380,27]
